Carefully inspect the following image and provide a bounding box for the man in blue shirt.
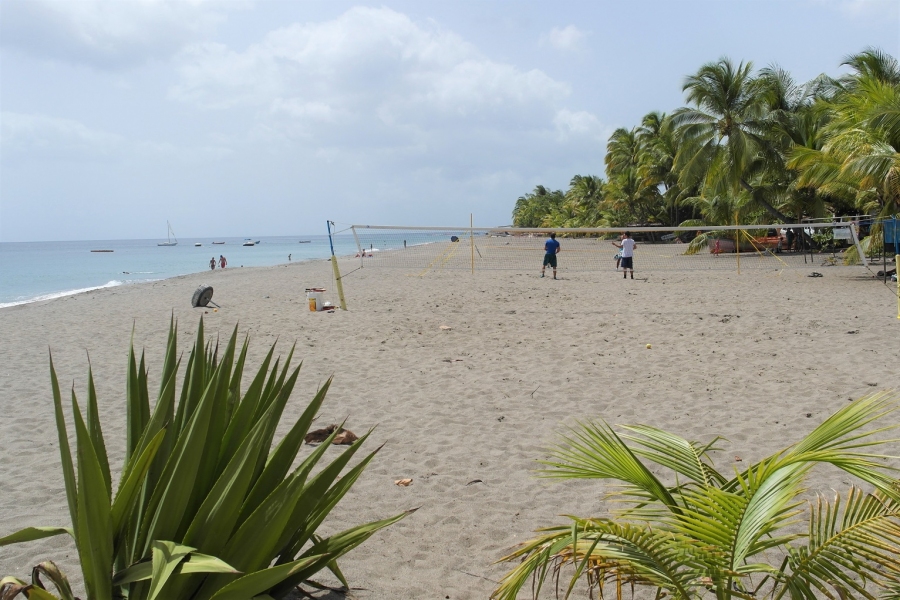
[541,232,561,279]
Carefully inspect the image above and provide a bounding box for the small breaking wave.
[0,280,125,309]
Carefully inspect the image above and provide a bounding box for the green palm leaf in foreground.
[0,317,410,600]
[493,391,900,600]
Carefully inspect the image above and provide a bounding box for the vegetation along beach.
[2,4,900,599]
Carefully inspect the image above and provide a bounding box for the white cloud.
[0,112,230,163]
[0,112,124,159]
[553,109,604,140]
[170,7,570,135]
[540,26,586,51]
[809,0,897,21]
[0,0,244,68]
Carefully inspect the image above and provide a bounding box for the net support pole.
[470,213,475,274]
[350,225,363,268]
[850,223,868,268]
[327,221,348,311]
[734,215,741,275]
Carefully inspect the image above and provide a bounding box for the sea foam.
[0,280,125,309]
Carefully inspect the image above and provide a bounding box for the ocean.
[0,234,367,308]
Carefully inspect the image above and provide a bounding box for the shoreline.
[1,257,897,599]
[0,235,354,308]
[0,255,336,310]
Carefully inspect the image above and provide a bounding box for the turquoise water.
[0,234,366,308]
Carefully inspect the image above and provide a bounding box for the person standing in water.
[209,257,216,270]
[219,255,227,269]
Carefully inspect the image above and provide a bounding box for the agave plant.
[493,392,900,600]
[0,317,409,600]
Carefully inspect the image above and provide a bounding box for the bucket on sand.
[306,288,326,311]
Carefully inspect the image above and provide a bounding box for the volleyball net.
[343,223,869,274]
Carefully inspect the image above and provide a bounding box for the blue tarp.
[884,217,900,253]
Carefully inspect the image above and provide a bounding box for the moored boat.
[158,221,178,246]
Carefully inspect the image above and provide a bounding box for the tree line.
[512,48,900,252]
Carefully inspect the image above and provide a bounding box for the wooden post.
[470,213,475,275]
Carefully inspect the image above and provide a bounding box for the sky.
[1,0,898,242]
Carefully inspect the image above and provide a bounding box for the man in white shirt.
[612,231,637,279]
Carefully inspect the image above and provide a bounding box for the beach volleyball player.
[541,232,560,279]
[612,232,636,279]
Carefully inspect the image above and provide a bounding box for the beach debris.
[191,284,214,308]
[439,325,452,331]
[395,478,413,487]
[333,429,358,444]
[646,344,652,349]
[734,456,742,462]
[466,479,484,486]
[304,424,358,445]
[806,413,812,417]
[846,329,859,334]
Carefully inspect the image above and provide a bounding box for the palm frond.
[777,487,900,600]
[540,420,678,509]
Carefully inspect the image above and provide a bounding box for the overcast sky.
[1,0,898,242]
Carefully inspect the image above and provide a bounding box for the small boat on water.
[242,239,255,247]
[298,240,311,243]
[195,243,202,247]
[91,249,114,253]
[212,241,225,245]
[158,221,178,246]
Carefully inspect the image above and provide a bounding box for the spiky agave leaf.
[3,317,408,600]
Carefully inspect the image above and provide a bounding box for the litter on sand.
[304,424,358,445]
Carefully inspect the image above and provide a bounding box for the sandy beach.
[1,255,898,599]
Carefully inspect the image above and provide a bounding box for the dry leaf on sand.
[395,478,413,486]
[304,424,358,445]
[439,325,452,331]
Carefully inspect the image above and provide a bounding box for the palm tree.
[840,47,900,88]
[673,58,792,223]
[512,186,566,228]
[566,175,606,227]
[637,112,688,225]
[492,392,900,600]
[606,128,664,225]
[788,49,900,259]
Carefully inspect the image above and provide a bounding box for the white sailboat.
[158,221,178,246]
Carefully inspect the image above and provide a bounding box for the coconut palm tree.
[606,128,664,225]
[637,112,689,225]
[512,186,566,228]
[788,49,900,259]
[492,392,900,600]
[565,175,606,227]
[673,58,792,223]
